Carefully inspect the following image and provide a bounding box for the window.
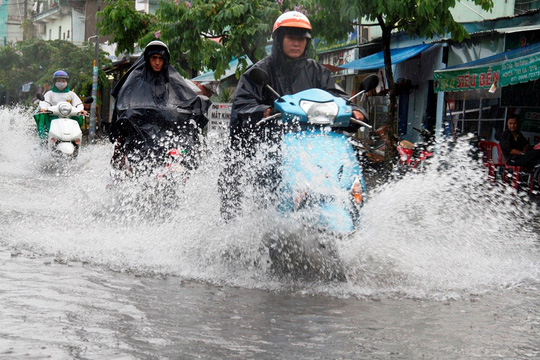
[447,97,506,140]
[58,26,61,40]
[67,30,70,39]
[514,0,540,14]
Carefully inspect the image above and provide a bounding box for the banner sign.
[207,103,232,134]
[434,52,540,92]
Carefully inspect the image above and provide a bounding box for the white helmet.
[272,11,312,38]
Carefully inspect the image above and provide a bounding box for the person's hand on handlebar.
[352,109,365,121]
[264,107,272,118]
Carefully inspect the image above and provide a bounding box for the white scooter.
[35,93,92,157]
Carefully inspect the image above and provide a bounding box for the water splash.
[1,106,538,300]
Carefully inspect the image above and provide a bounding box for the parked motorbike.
[249,68,378,234]
[396,126,435,169]
[34,93,92,157]
[532,142,540,193]
[351,125,391,166]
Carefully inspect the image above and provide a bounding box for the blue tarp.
[191,46,271,82]
[441,41,540,71]
[192,56,253,82]
[341,43,433,70]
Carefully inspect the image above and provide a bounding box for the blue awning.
[441,41,540,71]
[192,56,253,82]
[341,43,433,70]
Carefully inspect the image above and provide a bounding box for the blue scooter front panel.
[279,129,364,233]
[275,89,353,128]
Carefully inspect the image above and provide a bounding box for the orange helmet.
[272,11,312,37]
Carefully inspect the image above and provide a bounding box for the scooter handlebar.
[351,118,372,129]
[256,113,282,126]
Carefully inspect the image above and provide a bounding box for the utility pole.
[88,0,101,144]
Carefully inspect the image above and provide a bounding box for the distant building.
[0,0,28,45]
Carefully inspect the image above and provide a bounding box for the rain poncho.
[229,29,360,150]
[110,41,210,163]
[220,29,364,220]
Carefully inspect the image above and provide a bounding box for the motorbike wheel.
[533,166,540,194]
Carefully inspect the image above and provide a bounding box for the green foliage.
[97,0,156,55]
[20,19,38,40]
[96,0,352,79]
[0,39,111,104]
[318,0,494,41]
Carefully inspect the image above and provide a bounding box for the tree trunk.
[378,16,398,172]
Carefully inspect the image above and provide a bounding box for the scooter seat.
[399,140,416,149]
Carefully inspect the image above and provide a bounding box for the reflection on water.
[1,106,539,358]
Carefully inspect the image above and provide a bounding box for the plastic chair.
[477,141,505,183]
[503,161,534,193]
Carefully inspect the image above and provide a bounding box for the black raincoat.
[110,42,210,164]
[229,33,360,150]
[220,31,364,220]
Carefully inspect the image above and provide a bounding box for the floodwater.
[0,106,539,359]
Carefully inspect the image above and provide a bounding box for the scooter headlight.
[58,103,72,117]
[300,100,338,125]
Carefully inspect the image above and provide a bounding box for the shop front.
[434,41,540,142]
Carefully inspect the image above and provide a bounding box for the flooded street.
[1,106,539,359]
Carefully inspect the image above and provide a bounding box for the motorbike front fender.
[55,141,76,156]
[319,202,355,234]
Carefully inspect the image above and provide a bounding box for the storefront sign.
[434,52,540,92]
[207,103,232,134]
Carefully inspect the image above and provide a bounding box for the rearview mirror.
[84,96,94,104]
[360,74,379,92]
[249,67,269,87]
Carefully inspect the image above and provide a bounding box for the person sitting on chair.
[499,116,540,168]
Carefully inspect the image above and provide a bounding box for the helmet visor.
[282,27,311,39]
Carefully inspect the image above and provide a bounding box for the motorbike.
[533,142,540,193]
[396,126,435,169]
[35,93,93,157]
[249,68,379,234]
[248,68,378,280]
[110,133,197,186]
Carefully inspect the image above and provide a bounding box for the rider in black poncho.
[219,11,367,220]
[109,40,210,170]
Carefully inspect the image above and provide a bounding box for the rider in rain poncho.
[219,11,367,220]
[109,40,210,170]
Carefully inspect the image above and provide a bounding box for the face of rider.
[55,79,67,90]
[149,54,165,72]
[282,35,308,59]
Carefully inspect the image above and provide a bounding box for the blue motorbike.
[249,68,379,235]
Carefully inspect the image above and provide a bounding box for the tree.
[21,19,38,40]
[97,0,155,56]
[316,0,494,168]
[97,0,351,78]
[0,45,23,104]
[0,39,111,105]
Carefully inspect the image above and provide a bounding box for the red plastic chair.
[503,161,534,193]
[477,141,505,183]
